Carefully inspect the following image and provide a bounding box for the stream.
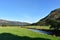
[28,29,60,36]
[29,29,52,34]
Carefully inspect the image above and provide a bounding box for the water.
[29,29,52,35]
[29,29,60,36]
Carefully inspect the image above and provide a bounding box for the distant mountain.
[31,8,60,26]
[0,19,30,26]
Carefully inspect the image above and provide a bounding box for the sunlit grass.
[0,27,59,40]
[23,26,50,29]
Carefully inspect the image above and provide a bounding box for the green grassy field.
[0,27,60,40]
[23,26,50,29]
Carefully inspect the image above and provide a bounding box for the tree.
[2,22,8,27]
[46,19,60,30]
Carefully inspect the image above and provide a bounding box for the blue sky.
[0,0,60,23]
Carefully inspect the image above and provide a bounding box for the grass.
[23,26,50,29]
[0,27,60,40]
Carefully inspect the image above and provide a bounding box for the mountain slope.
[0,19,30,26]
[32,8,60,26]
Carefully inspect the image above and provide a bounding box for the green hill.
[31,8,60,26]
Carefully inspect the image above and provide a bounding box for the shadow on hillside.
[0,33,50,40]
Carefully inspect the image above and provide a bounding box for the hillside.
[0,19,30,26]
[32,8,60,26]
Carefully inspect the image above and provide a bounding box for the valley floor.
[0,27,60,40]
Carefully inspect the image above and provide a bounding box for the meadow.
[22,26,50,29]
[0,26,60,40]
